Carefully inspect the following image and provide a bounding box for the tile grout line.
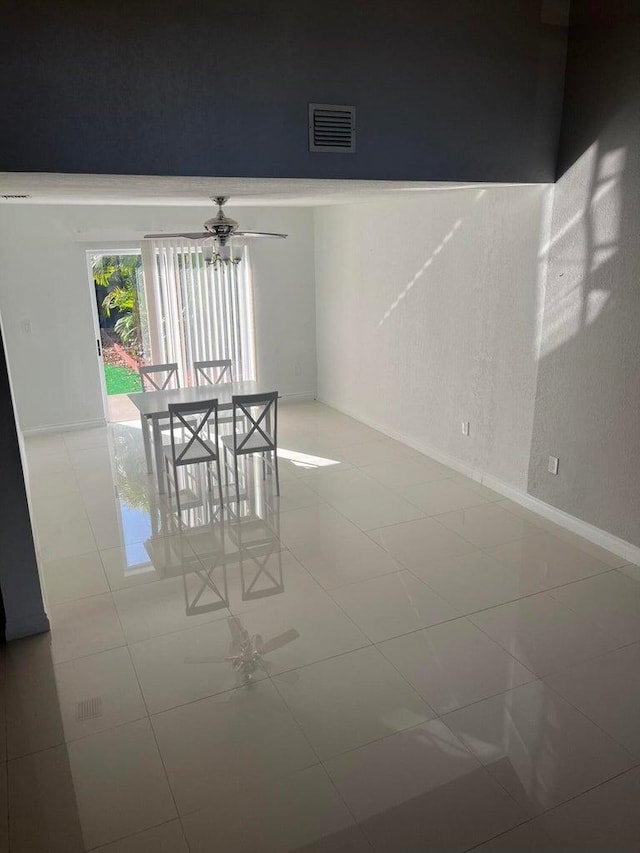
[403,562,617,621]
[461,758,640,853]
[21,412,639,851]
[465,601,630,684]
[112,574,187,849]
[540,650,640,763]
[81,817,188,853]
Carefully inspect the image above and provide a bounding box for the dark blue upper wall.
[0,0,567,182]
[555,0,640,178]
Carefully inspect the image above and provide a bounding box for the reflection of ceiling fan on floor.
[145,195,287,265]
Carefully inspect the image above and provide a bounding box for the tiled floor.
[2,401,639,851]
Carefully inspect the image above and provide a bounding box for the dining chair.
[193,358,235,428]
[139,362,180,391]
[193,359,233,385]
[139,362,181,440]
[164,399,224,516]
[221,392,279,503]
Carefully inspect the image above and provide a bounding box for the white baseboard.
[22,417,107,436]
[317,396,481,481]
[480,473,640,566]
[280,391,317,403]
[318,396,640,567]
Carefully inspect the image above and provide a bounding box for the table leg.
[152,417,166,494]
[141,414,152,473]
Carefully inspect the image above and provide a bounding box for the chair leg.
[174,464,182,516]
[165,457,172,503]
[274,449,280,496]
[234,454,240,505]
[216,456,224,511]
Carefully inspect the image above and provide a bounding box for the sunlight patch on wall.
[587,289,609,324]
[377,218,463,326]
[590,146,625,274]
[536,142,624,360]
[533,185,555,362]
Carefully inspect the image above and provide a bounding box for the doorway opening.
[90,251,150,422]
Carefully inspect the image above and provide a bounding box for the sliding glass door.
[141,239,256,385]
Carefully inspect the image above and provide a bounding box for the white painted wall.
[528,132,640,547]
[314,187,551,490]
[0,204,316,431]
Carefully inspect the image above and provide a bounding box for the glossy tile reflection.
[443,680,634,813]
[13,401,639,851]
[182,765,368,853]
[273,646,433,759]
[325,719,527,852]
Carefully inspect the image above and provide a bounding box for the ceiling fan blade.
[143,232,215,240]
[227,616,249,644]
[257,628,300,655]
[234,231,288,239]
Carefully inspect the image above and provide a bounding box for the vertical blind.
[142,239,256,384]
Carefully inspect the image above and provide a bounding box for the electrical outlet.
[548,456,559,475]
[461,421,470,437]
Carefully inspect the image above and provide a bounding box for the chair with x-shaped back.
[221,392,279,503]
[164,399,223,516]
[193,359,235,428]
[139,363,181,436]
[139,362,180,391]
[193,359,233,386]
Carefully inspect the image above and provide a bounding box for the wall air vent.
[1,194,31,199]
[309,104,356,153]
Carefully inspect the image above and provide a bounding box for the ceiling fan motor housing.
[204,197,238,245]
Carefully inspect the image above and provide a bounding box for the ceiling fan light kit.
[202,242,243,267]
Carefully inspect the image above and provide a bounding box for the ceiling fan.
[144,195,287,252]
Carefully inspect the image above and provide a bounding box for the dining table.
[128,380,274,493]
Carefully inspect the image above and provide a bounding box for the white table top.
[128,381,275,418]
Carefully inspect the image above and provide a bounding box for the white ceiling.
[0,173,526,207]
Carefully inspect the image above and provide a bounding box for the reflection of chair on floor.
[226,460,282,602]
[164,399,224,516]
[237,530,283,602]
[183,561,229,616]
[148,467,221,539]
[144,531,200,577]
[144,510,229,614]
[222,392,279,503]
